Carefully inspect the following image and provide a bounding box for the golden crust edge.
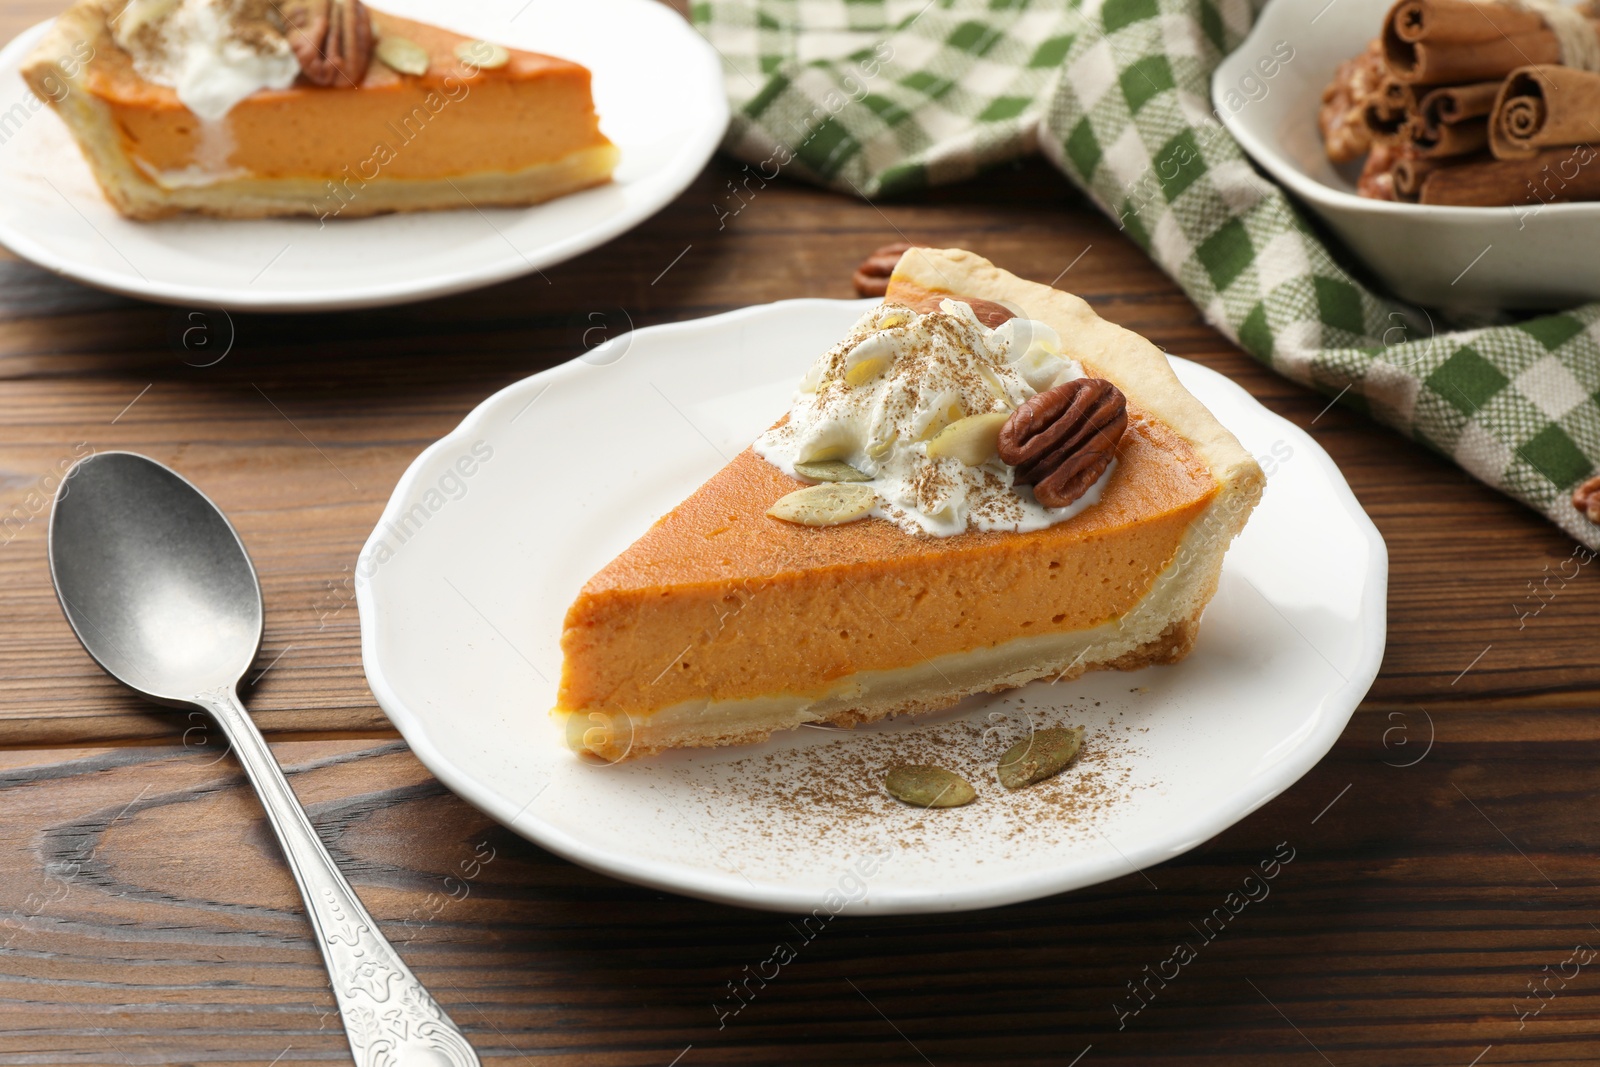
[100,146,621,220]
[21,1,155,216]
[20,0,108,83]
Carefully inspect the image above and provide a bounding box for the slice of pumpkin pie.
[22,0,617,220]
[556,248,1265,762]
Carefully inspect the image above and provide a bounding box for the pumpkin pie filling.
[560,421,1215,719]
[88,15,609,181]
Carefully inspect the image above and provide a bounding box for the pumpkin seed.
[799,436,855,463]
[766,483,875,526]
[116,0,180,41]
[794,460,871,483]
[884,765,977,808]
[455,40,510,70]
[375,35,430,76]
[926,411,1009,466]
[976,364,1015,406]
[845,355,889,387]
[996,726,1083,790]
[842,333,894,387]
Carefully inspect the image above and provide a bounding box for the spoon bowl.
[48,451,478,1067]
[49,452,261,705]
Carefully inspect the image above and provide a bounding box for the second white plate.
[356,299,1387,914]
[0,0,725,310]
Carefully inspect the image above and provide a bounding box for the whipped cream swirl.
[113,0,299,121]
[754,300,1117,537]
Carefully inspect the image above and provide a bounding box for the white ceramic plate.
[0,0,725,311]
[355,299,1387,914]
[1215,0,1600,310]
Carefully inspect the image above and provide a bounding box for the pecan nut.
[998,378,1128,508]
[899,291,1015,330]
[1573,473,1600,523]
[852,241,917,297]
[281,0,373,87]
[1318,39,1383,164]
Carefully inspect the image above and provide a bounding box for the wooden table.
[6,6,1600,1064]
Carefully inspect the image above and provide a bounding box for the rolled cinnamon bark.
[1405,81,1497,157]
[1490,65,1600,159]
[1409,116,1489,157]
[1420,142,1600,205]
[1363,79,1414,141]
[1364,76,1416,140]
[1392,151,1486,201]
[1381,0,1595,84]
[1418,81,1501,129]
[1387,0,1545,46]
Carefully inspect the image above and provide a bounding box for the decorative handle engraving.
[195,685,480,1067]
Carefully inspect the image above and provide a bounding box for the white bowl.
[1214,0,1600,310]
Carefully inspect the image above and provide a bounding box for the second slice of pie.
[23,0,618,220]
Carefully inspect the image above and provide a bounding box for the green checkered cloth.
[692,0,1600,547]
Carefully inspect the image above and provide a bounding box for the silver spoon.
[49,451,479,1067]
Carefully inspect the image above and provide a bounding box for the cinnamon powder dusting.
[663,698,1152,862]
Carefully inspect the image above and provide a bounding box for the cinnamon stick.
[1417,81,1501,129]
[1409,116,1489,157]
[1419,142,1600,205]
[1490,65,1600,159]
[1393,152,1486,200]
[1381,0,1598,84]
[1364,76,1416,141]
[1402,81,1497,157]
[1387,0,1545,46]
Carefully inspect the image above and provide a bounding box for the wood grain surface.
[5,1,1600,1064]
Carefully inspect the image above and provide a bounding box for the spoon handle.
[196,685,481,1067]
